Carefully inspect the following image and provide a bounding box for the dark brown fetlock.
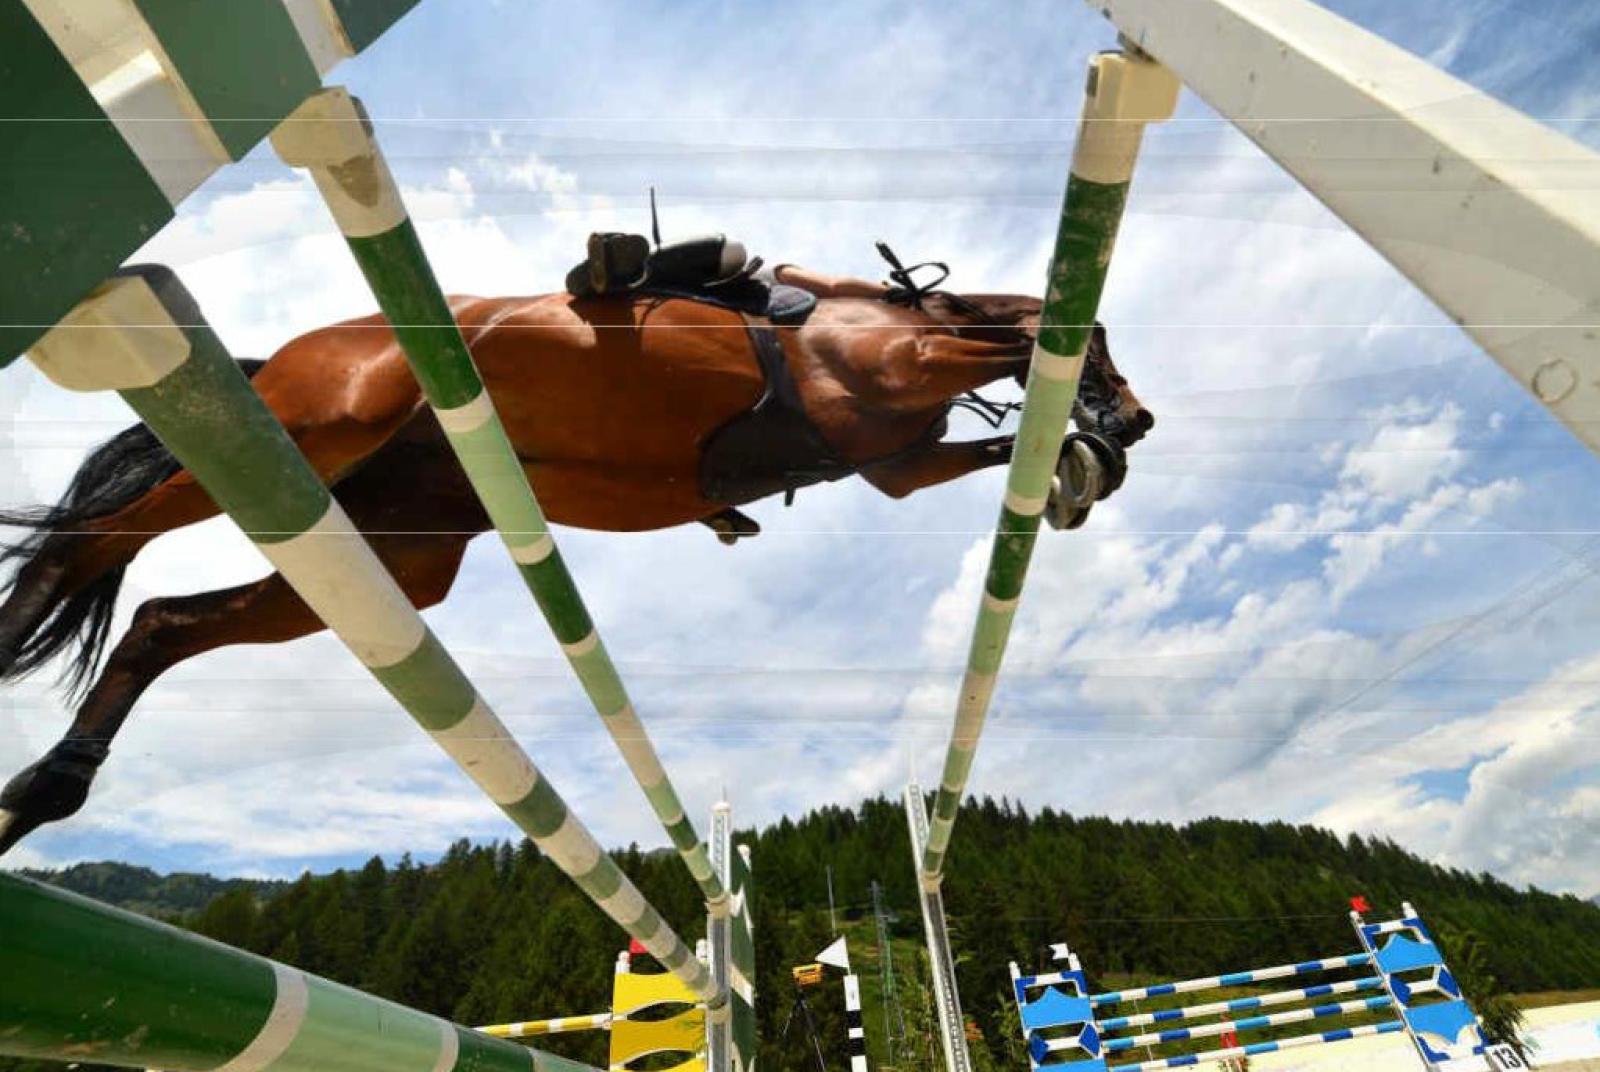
[0,738,109,855]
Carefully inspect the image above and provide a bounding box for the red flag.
[629,938,648,956]
[1349,895,1371,913]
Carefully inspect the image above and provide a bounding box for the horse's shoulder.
[806,296,929,328]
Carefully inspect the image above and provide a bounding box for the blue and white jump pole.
[1100,995,1397,1055]
[1010,902,1486,1071]
[1095,975,1386,1031]
[1115,1021,1407,1072]
[1088,953,1372,1007]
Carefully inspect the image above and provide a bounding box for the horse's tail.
[0,358,266,693]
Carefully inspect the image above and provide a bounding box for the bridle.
[874,241,1134,525]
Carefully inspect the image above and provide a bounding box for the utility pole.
[827,865,838,935]
[872,881,907,1069]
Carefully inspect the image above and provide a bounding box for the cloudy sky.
[3,0,1599,899]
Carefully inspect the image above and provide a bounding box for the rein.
[949,391,1022,429]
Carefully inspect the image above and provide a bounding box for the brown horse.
[0,268,1150,853]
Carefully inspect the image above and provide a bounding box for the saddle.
[565,231,816,325]
[565,230,842,507]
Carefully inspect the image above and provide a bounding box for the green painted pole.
[0,871,600,1072]
[269,87,726,913]
[23,265,714,1002]
[918,51,1179,882]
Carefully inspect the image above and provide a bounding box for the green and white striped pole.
[0,871,601,1072]
[24,265,714,1002]
[269,88,726,913]
[918,51,1179,882]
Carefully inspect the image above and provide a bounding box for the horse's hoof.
[1047,438,1101,530]
[0,738,107,855]
[1047,432,1130,530]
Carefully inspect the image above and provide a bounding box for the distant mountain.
[19,860,285,918]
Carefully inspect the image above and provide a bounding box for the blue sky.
[2,0,1598,897]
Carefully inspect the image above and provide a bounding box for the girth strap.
[698,314,950,508]
[697,319,854,505]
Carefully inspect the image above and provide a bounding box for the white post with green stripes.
[708,803,733,1072]
[709,801,757,1072]
[24,265,714,1003]
[918,50,1178,884]
[0,870,601,1072]
[269,87,726,917]
[905,781,972,1072]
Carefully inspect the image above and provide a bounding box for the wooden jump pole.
[0,871,602,1072]
[918,49,1178,883]
[1083,0,1600,465]
[269,87,728,924]
[909,49,1177,1072]
[478,1014,614,1039]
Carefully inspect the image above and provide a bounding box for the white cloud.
[903,395,1594,890]
[1338,402,1465,501]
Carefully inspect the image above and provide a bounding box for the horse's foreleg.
[0,521,474,856]
[859,435,1014,499]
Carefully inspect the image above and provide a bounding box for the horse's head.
[1078,322,1154,447]
[924,293,1154,448]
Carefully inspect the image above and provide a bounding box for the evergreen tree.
[10,795,1600,1072]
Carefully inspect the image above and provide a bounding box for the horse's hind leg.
[859,435,1014,499]
[0,431,482,855]
[0,525,474,854]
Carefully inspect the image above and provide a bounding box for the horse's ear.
[1090,321,1109,355]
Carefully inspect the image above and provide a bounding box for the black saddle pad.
[640,281,817,326]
